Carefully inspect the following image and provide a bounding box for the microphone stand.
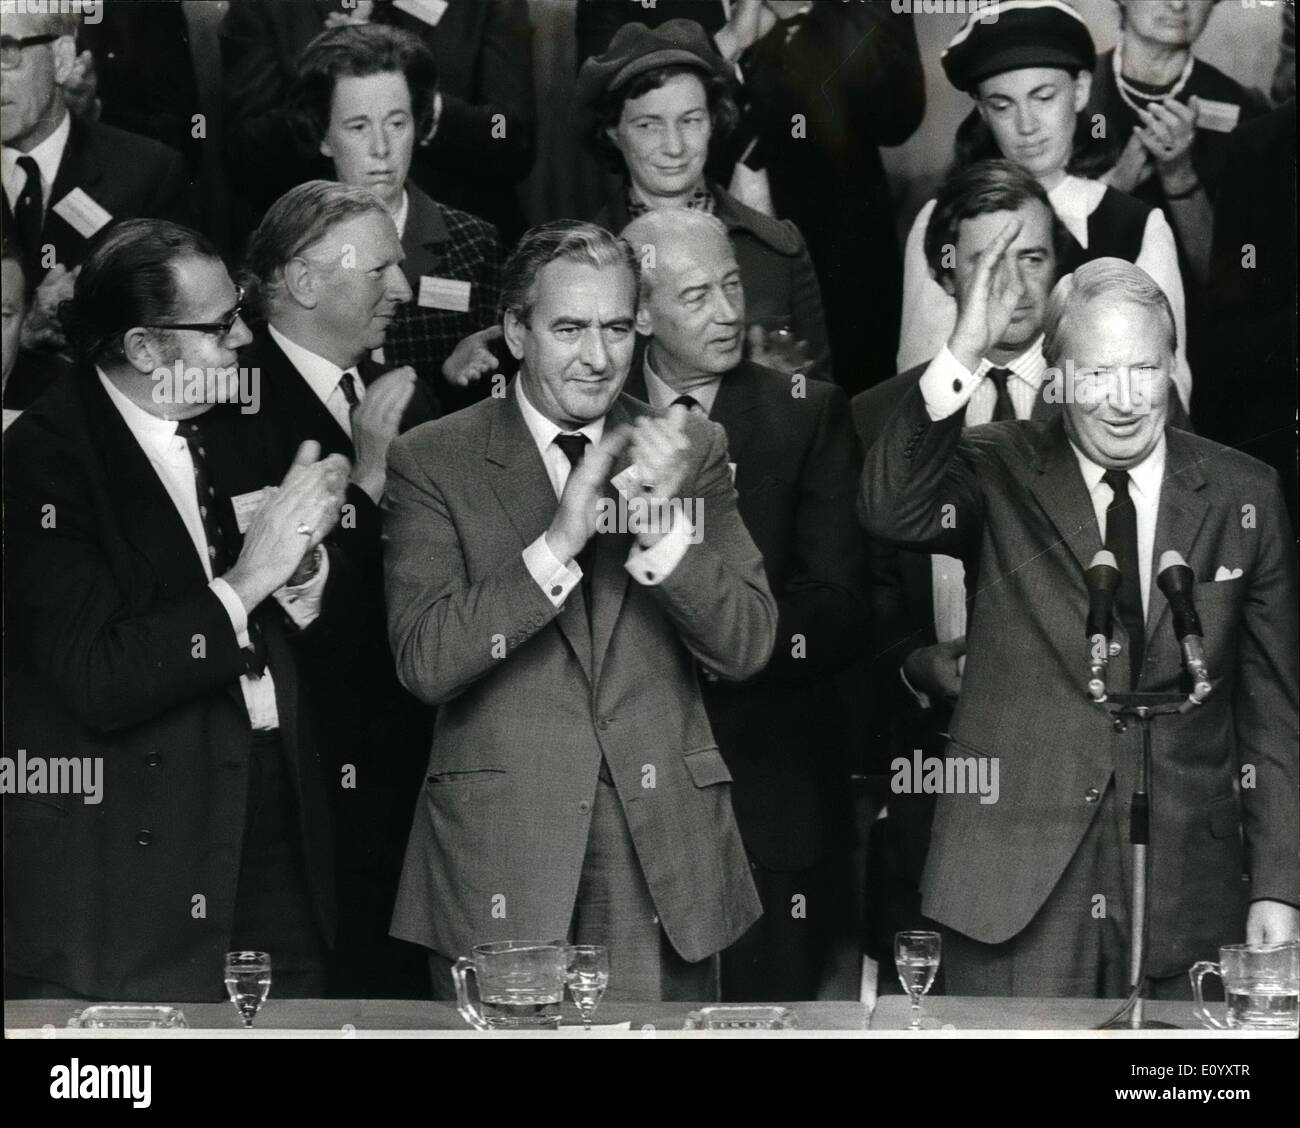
[1086,686,1208,1030]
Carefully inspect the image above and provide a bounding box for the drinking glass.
[895,931,941,1030]
[1191,941,1299,1030]
[565,944,610,1031]
[224,951,271,1028]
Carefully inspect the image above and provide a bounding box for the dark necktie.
[553,433,595,618]
[13,156,44,281]
[337,370,360,411]
[672,393,702,413]
[985,367,1016,423]
[177,418,267,678]
[1102,468,1144,688]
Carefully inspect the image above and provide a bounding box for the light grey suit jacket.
[383,384,775,962]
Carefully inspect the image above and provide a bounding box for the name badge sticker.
[394,0,449,26]
[418,275,472,312]
[1195,98,1240,133]
[231,488,271,534]
[51,187,112,240]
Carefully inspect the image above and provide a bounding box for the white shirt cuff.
[272,545,330,629]
[524,533,582,608]
[898,662,933,712]
[625,515,691,586]
[210,576,251,647]
[918,345,980,422]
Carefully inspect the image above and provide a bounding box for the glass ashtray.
[683,1005,797,1030]
[68,1005,188,1029]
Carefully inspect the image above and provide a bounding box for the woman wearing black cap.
[898,0,1191,413]
[576,17,832,383]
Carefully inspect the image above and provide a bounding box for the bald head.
[622,208,745,387]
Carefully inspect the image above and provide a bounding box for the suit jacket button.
[578,800,591,814]
[136,830,154,846]
[145,753,162,767]
[598,718,611,730]
[1084,788,1101,804]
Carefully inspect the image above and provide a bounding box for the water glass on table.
[224,951,271,1028]
[895,931,941,1030]
[566,944,610,1031]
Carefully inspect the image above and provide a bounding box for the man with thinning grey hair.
[860,254,1298,998]
[234,179,440,997]
[385,219,776,1002]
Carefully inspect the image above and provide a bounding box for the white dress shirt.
[514,378,693,607]
[896,175,1191,411]
[268,323,363,439]
[1,109,70,215]
[904,341,1046,707]
[641,349,723,416]
[1072,436,1166,619]
[98,370,330,729]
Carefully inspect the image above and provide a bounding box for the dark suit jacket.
[384,383,776,962]
[2,369,337,1000]
[219,0,535,237]
[229,329,437,866]
[859,383,1300,977]
[596,182,832,383]
[2,115,192,280]
[625,357,868,870]
[735,1,924,394]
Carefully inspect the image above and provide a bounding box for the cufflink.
[953,378,962,393]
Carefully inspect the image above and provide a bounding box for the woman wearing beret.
[897,0,1192,413]
[577,17,833,384]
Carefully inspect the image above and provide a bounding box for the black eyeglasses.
[143,287,245,339]
[0,35,62,70]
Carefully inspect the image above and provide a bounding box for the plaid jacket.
[384,183,504,413]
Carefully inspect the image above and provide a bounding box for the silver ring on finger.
[296,523,313,537]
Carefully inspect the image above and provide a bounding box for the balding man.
[621,208,869,1000]
[860,255,1299,998]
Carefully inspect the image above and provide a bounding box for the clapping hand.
[224,441,350,610]
[442,325,504,388]
[350,366,417,502]
[544,427,632,564]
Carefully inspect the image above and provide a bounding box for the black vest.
[1057,186,1151,274]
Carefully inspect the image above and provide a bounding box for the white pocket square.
[1214,566,1243,581]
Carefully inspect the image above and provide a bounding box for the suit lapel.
[260,332,355,459]
[486,386,595,683]
[1026,420,1105,576]
[399,184,452,282]
[43,117,107,254]
[709,363,760,478]
[79,373,212,595]
[1145,429,1210,655]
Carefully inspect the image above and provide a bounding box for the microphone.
[1085,549,1120,701]
[1156,550,1212,703]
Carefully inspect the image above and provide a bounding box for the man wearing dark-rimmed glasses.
[1,8,191,290]
[3,218,355,1002]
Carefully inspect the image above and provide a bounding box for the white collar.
[977,336,1048,389]
[268,322,357,408]
[1047,175,1107,250]
[391,188,409,240]
[642,346,722,415]
[514,376,605,455]
[1071,432,1167,501]
[97,366,181,458]
[2,109,71,201]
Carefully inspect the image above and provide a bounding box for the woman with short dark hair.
[294,23,505,414]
